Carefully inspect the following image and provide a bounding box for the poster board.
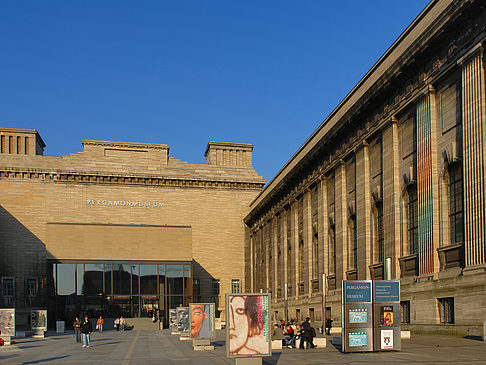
[176,307,190,334]
[225,293,271,358]
[189,303,215,339]
[169,309,178,331]
[0,309,15,337]
[31,309,47,331]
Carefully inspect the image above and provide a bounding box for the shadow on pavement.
[23,355,71,364]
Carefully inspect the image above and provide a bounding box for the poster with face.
[0,309,15,337]
[226,293,271,358]
[380,306,394,326]
[189,303,215,339]
[31,309,47,331]
[169,309,178,331]
[177,307,189,333]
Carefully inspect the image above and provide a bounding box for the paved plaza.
[0,329,485,365]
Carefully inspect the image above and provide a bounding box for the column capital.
[457,42,484,66]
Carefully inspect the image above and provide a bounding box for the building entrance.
[50,262,192,329]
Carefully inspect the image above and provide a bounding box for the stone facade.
[244,0,486,336]
[0,131,265,327]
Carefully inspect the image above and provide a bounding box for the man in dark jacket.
[81,316,92,348]
[301,317,317,349]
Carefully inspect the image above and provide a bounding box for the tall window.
[400,301,410,323]
[26,278,37,297]
[287,241,292,283]
[211,279,220,296]
[193,279,200,296]
[350,216,357,269]
[377,203,384,263]
[231,279,240,293]
[449,163,464,244]
[408,185,418,254]
[329,226,336,274]
[2,278,14,297]
[312,233,319,279]
[299,240,304,282]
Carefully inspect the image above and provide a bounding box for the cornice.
[82,140,169,150]
[0,167,264,191]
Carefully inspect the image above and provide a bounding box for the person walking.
[96,316,104,333]
[114,317,120,331]
[325,317,333,336]
[73,317,82,343]
[81,316,92,348]
[301,317,316,349]
[120,316,126,331]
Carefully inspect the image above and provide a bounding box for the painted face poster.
[380,306,394,326]
[31,309,47,331]
[381,329,394,349]
[169,309,178,331]
[190,303,215,339]
[0,309,15,337]
[226,293,271,357]
[177,307,189,333]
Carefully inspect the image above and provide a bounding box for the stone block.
[401,330,411,339]
[314,337,326,347]
[271,340,282,349]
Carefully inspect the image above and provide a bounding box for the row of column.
[249,46,486,296]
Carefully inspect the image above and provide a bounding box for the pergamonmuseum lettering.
[87,199,165,207]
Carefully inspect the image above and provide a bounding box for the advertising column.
[342,281,373,353]
[373,280,401,351]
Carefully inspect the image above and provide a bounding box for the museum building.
[0,129,265,329]
[244,0,486,336]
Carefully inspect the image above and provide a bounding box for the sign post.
[342,280,373,353]
[373,280,401,351]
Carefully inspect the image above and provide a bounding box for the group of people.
[114,316,126,331]
[272,317,317,349]
[72,315,127,348]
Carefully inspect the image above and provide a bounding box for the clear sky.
[0,1,430,182]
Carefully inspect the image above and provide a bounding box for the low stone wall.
[401,324,482,337]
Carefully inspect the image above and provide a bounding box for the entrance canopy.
[46,222,192,261]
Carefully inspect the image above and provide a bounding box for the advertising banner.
[189,303,215,339]
[169,309,178,331]
[31,309,47,331]
[0,309,15,337]
[226,293,271,358]
[176,307,190,334]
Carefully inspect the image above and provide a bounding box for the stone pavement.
[0,328,485,365]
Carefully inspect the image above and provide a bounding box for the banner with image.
[0,309,15,337]
[176,307,189,333]
[169,309,178,331]
[189,303,215,339]
[31,309,47,331]
[226,293,271,358]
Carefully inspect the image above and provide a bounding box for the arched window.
[448,163,464,244]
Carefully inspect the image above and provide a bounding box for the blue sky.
[0,1,430,182]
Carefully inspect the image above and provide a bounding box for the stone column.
[303,189,313,296]
[356,142,372,279]
[416,86,441,275]
[282,209,288,287]
[292,199,300,299]
[273,217,279,301]
[250,233,254,292]
[318,177,329,278]
[382,119,404,278]
[264,223,270,292]
[335,161,348,282]
[460,46,486,267]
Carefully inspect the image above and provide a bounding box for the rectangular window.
[377,203,384,263]
[2,277,14,297]
[449,164,464,245]
[438,297,454,324]
[231,279,240,293]
[400,301,410,323]
[26,278,37,297]
[212,279,220,296]
[193,279,200,296]
[352,217,357,269]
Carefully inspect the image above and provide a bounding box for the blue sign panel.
[345,281,372,303]
[373,281,400,302]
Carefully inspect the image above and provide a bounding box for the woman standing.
[96,316,104,333]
